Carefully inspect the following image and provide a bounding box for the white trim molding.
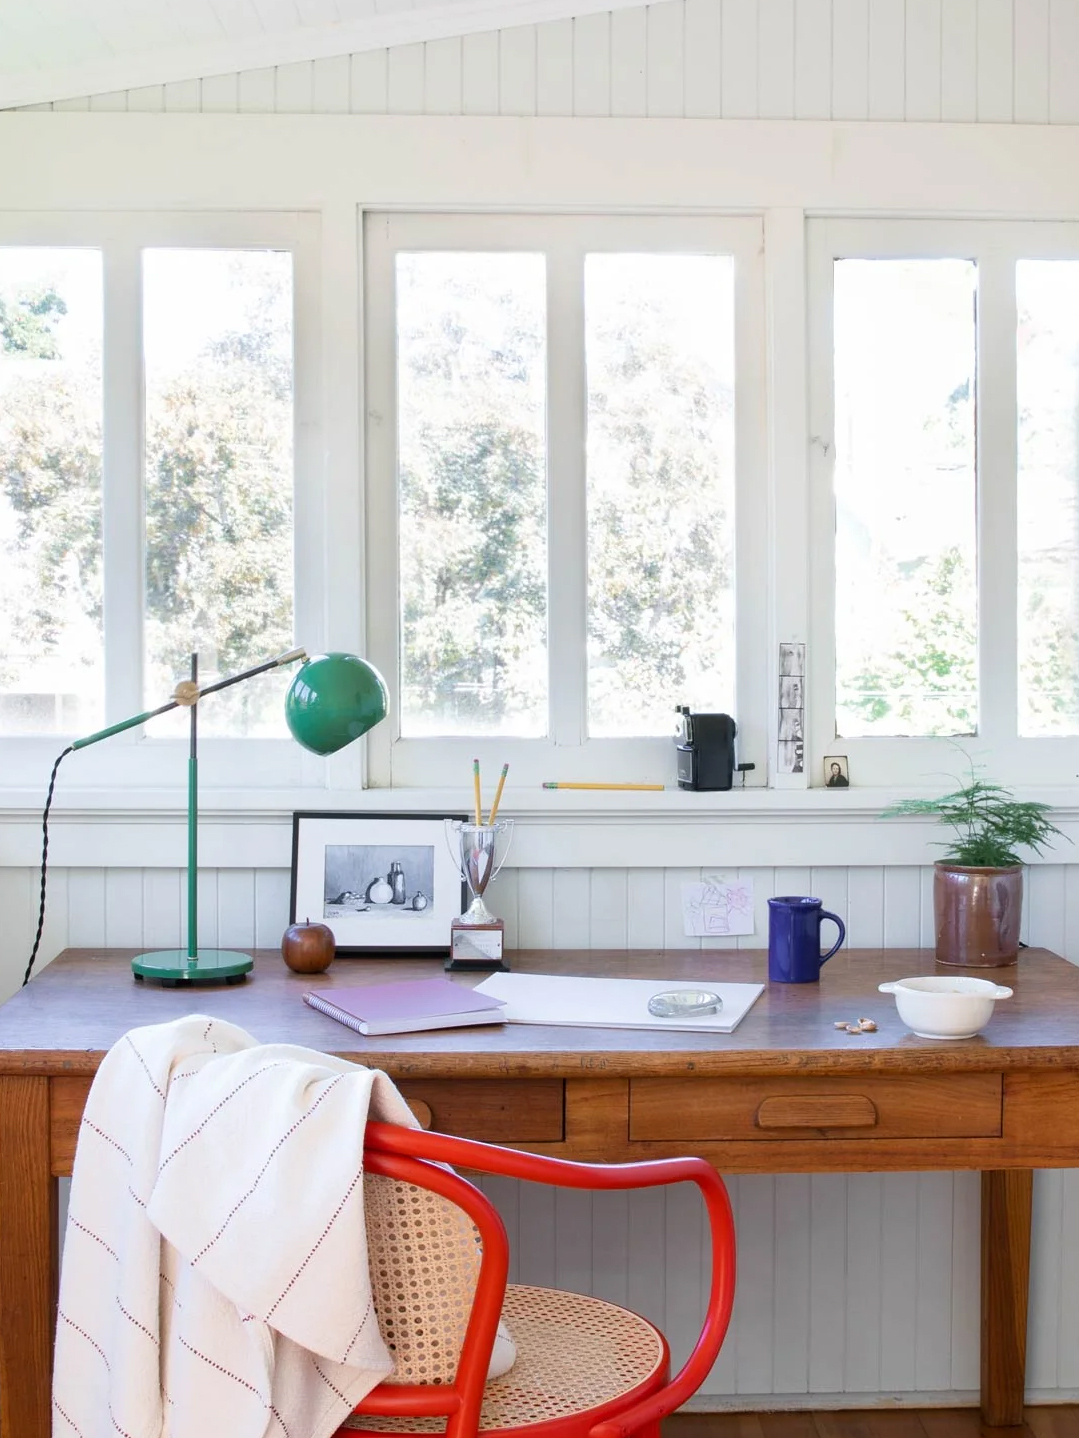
[3,788,1079,869]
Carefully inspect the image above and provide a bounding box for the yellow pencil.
[542,782,665,791]
[472,758,482,827]
[488,763,510,824]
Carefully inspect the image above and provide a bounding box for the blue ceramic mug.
[767,896,846,983]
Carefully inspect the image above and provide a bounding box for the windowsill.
[1,783,1078,872]
[1,782,1079,818]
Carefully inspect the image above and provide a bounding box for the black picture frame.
[289,811,468,954]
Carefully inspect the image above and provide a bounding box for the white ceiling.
[0,0,640,108]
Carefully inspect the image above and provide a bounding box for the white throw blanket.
[54,1015,419,1438]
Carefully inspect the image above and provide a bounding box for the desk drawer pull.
[407,1099,433,1130]
[756,1095,878,1130]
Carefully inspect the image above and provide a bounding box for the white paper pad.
[474,973,765,1034]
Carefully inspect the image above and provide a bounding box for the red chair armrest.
[366,1121,722,1193]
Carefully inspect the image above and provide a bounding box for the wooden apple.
[281,918,336,974]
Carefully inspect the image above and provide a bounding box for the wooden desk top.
[1,946,1078,1079]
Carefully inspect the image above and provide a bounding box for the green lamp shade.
[285,652,389,755]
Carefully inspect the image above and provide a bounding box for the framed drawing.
[290,812,467,954]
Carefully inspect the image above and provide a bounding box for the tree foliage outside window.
[143,249,294,737]
[0,251,103,735]
[586,253,735,737]
[395,249,737,740]
[0,247,294,740]
[834,259,979,738]
[1017,260,1079,735]
[396,252,548,737]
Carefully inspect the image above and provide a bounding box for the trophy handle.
[487,819,514,886]
[444,817,464,868]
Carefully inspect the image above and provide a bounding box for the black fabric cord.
[23,745,73,987]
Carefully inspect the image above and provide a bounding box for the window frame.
[808,216,1079,788]
[0,210,333,794]
[363,211,769,789]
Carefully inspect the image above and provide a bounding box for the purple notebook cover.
[305,977,503,1023]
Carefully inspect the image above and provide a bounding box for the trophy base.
[446,919,509,972]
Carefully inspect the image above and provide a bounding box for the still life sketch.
[324,844,434,919]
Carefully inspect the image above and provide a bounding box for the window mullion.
[806,223,838,784]
[546,242,587,748]
[360,215,398,786]
[101,236,144,726]
[761,209,805,786]
[977,249,1019,745]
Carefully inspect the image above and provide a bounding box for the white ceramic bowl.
[878,975,1013,1039]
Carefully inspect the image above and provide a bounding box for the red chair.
[337,1121,736,1438]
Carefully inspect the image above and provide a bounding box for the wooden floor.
[666,1408,1079,1437]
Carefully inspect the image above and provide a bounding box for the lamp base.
[131,949,254,985]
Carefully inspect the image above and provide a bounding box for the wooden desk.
[3,945,1078,1437]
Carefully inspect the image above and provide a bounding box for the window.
[364,214,766,787]
[143,248,294,738]
[585,254,736,738]
[0,247,103,736]
[395,251,547,739]
[833,258,978,739]
[0,215,318,791]
[810,219,1079,785]
[1017,260,1079,737]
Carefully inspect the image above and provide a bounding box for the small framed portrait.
[290,812,467,954]
[823,755,850,789]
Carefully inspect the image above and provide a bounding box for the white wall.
[7,860,1079,981]
[12,859,1079,1407]
[15,0,1077,125]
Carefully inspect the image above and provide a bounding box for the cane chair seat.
[344,1283,668,1435]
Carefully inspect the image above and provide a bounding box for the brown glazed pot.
[933,862,1023,967]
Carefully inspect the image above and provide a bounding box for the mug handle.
[819,911,846,964]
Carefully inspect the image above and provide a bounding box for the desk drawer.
[629,1074,1002,1141]
[396,1079,564,1142]
[50,1076,564,1175]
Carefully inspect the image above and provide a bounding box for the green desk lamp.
[22,648,387,988]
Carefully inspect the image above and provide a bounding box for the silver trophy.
[445,818,514,970]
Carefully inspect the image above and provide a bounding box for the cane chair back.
[338,1123,736,1438]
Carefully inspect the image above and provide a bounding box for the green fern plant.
[883,777,1066,868]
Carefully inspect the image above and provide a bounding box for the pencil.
[542,782,665,791]
[472,759,482,827]
[488,763,510,824]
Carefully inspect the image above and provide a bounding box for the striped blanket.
[53,1015,417,1438]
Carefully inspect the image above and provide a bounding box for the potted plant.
[884,775,1066,967]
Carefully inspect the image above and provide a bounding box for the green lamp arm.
[69,648,310,751]
[196,648,308,700]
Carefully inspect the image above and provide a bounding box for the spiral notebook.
[303,978,506,1036]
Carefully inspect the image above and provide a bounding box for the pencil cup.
[444,819,514,972]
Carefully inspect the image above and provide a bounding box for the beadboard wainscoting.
[9,860,1079,1407]
[16,0,1079,129]
[4,862,1078,994]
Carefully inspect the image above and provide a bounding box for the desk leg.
[981,1168,1033,1428]
[0,1076,55,1438]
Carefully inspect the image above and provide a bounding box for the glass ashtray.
[647,989,722,1018]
